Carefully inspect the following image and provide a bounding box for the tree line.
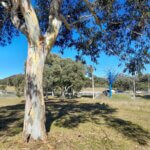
[0,54,149,97]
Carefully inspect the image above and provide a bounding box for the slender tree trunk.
[52,91,54,97]
[148,75,150,93]
[133,75,136,100]
[23,43,47,141]
[61,88,65,98]
[92,73,95,99]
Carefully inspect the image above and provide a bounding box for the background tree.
[13,75,25,97]
[0,0,149,141]
[114,74,132,91]
[43,54,62,98]
[43,54,86,98]
[0,85,6,91]
[124,50,150,99]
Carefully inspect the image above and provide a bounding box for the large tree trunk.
[3,0,62,142]
[23,43,47,141]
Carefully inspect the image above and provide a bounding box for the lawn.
[0,94,150,150]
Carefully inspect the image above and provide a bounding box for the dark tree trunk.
[23,43,47,141]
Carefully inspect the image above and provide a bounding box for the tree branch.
[0,1,10,9]
[83,0,101,25]
[20,0,41,44]
[10,0,28,35]
[44,0,62,50]
[59,14,71,30]
[60,14,94,30]
[0,0,28,35]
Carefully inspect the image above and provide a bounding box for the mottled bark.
[23,43,47,141]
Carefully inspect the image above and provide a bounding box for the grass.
[82,87,106,92]
[0,94,150,150]
[6,86,16,93]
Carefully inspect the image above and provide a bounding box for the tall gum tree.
[1,0,62,141]
[0,0,149,142]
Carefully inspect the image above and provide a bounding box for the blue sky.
[0,34,149,79]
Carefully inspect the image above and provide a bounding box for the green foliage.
[43,54,86,97]
[114,75,132,91]
[84,76,107,88]
[0,85,6,91]
[0,74,24,87]
[124,50,150,76]
[0,0,149,62]
[114,74,150,91]
[0,74,24,97]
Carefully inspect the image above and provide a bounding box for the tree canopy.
[0,0,149,62]
[43,53,86,97]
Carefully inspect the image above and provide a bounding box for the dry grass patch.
[0,95,150,150]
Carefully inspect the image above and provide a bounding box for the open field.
[0,94,150,150]
[82,87,106,92]
[6,86,15,93]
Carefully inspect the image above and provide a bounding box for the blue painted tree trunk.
[109,83,112,97]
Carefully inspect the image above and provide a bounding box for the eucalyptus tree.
[124,49,150,99]
[0,0,149,141]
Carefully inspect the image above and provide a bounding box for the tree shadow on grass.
[0,103,24,137]
[0,98,150,146]
[136,95,150,100]
[45,99,116,131]
[104,116,150,145]
[0,99,116,138]
[45,99,150,145]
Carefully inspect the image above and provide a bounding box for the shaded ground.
[0,95,150,149]
[136,95,150,100]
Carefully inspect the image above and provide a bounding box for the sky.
[0,34,150,79]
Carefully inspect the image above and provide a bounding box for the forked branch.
[44,0,62,50]
[20,0,41,44]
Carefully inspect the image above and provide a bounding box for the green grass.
[111,93,132,101]
[0,94,150,150]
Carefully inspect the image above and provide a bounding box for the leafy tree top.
[124,49,150,75]
[0,0,149,62]
[43,53,86,92]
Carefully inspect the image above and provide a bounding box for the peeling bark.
[23,43,47,141]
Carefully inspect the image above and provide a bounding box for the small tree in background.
[107,71,118,97]
[124,50,150,99]
[114,74,132,91]
[0,85,7,91]
[43,54,86,98]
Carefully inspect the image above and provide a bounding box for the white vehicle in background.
[136,91,142,94]
[103,89,116,96]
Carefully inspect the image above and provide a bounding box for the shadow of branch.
[104,116,150,145]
